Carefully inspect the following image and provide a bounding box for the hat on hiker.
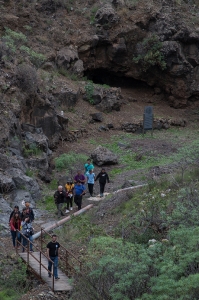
[67,178,72,182]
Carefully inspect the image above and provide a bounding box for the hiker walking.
[9,205,21,223]
[47,234,60,280]
[21,216,34,252]
[86,169,95,197]
[95,168,110,197]
[54,186,67,217]
[24,201,35,222]
[65,178,74,213]
[74,180,86,210]
[74,170,86,184]
[10,212,21,249]
[84,158,94,174]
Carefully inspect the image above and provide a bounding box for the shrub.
[55,152,88,172]
[133,34,167,71]
[85,81,94,104]
[16,63,37,94]
[20,46,46,68]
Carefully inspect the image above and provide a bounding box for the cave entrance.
[84,68,150,90]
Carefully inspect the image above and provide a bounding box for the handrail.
[16,229,55,291]
[40,228,82,274]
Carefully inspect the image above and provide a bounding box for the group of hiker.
[54,159,110,217]
[9,158,110,280]
[9,201,35,251]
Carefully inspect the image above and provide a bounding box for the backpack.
[24,224,34,237]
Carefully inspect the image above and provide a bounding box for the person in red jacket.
[10,212,21,249]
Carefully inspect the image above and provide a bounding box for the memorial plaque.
[143,106,153,135]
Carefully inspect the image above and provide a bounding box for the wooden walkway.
[19,251,72,291]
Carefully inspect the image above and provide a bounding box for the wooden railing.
[16,229,56,291]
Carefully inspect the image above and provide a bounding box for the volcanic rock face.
[78,0,199,107]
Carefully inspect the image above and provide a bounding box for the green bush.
[133,34,167,71]
[55,152,88,172]
[85,81,94,104]
[20,46,46,67]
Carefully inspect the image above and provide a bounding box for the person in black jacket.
[95,168,109,198]
[54,186,67,217]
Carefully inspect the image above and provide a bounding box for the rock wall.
[78,0,199,108]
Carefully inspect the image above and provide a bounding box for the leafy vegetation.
[85,81,94,104]
[0,259,30,300]
[20,46,45,68]
[69,169,199,300]
[55,152,88,173]
[133,34,167,71]
[23,142,42,157]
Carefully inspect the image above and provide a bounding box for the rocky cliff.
[0,0,198,213]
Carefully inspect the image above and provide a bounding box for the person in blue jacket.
[74,180,86,210]
[86,169,95,197]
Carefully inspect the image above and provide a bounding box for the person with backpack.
[95,168,110,197]
[54,186,67,217]
[10,212,21,249]
[74,180,86,210]
[84,159,94,175]
[21,216,34,252]
[65,179,74,213]
[86,169,95,197]
[24,201,35,222]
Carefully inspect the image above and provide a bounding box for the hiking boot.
[55,277,60,280]
[65,209,70,213]
[70,207,73,211]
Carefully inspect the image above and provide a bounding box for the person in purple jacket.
[74,170,86,184]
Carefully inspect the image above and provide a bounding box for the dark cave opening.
[84,68,150,89]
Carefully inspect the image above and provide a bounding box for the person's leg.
[88,183,92,196]
[78,195,82,210]
[29,235,33,251]
[22,237,27,252]
[74,195,78,207]
[17,232,21,248]
[66,197,70,210]
[48,257,53,277]
[57,203,63,217]
[69,196,73,209]
[101,183,105,196]
[90,184,94,196]
[53,256,59,278]
[11,231,16,247]
[99,183,104,197]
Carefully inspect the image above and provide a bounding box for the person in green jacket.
[84,158,94,175]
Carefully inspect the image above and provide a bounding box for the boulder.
[95,4,119,27]
[0,172,16,194]
[24,131,49,153]
[53,87,79,107]
[0,153,27,173]
[12,190,35,209]
[0,194,12,214]
[96,93,121,112]
[90,113,103,122]
[72,59,84,77]
[56,46,79,70]
[7,168,40,201]
[25,154,49,171]
[91,145,118,166]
